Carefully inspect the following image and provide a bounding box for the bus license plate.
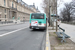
[36,28,39,29]
[39,23,41,25]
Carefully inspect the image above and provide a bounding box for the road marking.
[46,42,48,44]
[46,47,49,50]
[46,38,48,40]
[0,27,29,37]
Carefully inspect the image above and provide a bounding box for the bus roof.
[31,13,45,14]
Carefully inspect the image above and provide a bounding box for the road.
[60,23,75,42]
[0,22,46,50]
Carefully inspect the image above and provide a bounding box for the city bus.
[29,13,46,30]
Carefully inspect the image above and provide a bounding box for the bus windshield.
[31,14,44,19]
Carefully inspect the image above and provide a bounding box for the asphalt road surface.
[60,23,75,42]
[0,22,46,50]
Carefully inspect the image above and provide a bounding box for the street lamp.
[49,6,51,26]
[56,0,58,32]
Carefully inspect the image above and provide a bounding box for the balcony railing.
[10,7,17,10]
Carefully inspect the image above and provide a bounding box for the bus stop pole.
[49,6,50,26]
[56,0,58,32]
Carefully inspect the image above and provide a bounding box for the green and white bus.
[29,13,46,30]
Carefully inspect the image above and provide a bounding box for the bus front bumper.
[30,26,46,29]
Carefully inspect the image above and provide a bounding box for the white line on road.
[0,27,29,37]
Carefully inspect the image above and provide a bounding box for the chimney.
[33,3,35,7]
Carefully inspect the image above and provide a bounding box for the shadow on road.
[30,29,46,32]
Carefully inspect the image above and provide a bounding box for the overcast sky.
[58,0,72,15]
[22,0,72,13]
[22,0,43,12]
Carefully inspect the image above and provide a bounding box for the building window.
[4,0,6,6]
[5,9,6,13]
[12,2,13,8]
[16,4,17,9]
[5,15,6,18]
[23,17,25,19]
[0,14,1,18]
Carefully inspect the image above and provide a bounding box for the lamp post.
[49,0,51,26]
[56,0,58,32]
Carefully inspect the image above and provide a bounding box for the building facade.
[0,0,38,22]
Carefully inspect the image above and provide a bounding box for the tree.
[60,1,75,22]
[42,0,63,17]
[42,0,49,17]
[60,8,68,21]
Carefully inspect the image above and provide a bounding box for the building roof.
[29,5,35,8]
[29,4,40,12]
[17,0,22,3]
[17,0,40,12]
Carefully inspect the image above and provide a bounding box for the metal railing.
[0,21,13,24]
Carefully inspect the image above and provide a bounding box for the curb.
[45,23,51,50]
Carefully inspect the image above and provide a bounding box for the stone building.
[0,0,39,22]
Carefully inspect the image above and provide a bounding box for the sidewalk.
[48,24,75,50]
